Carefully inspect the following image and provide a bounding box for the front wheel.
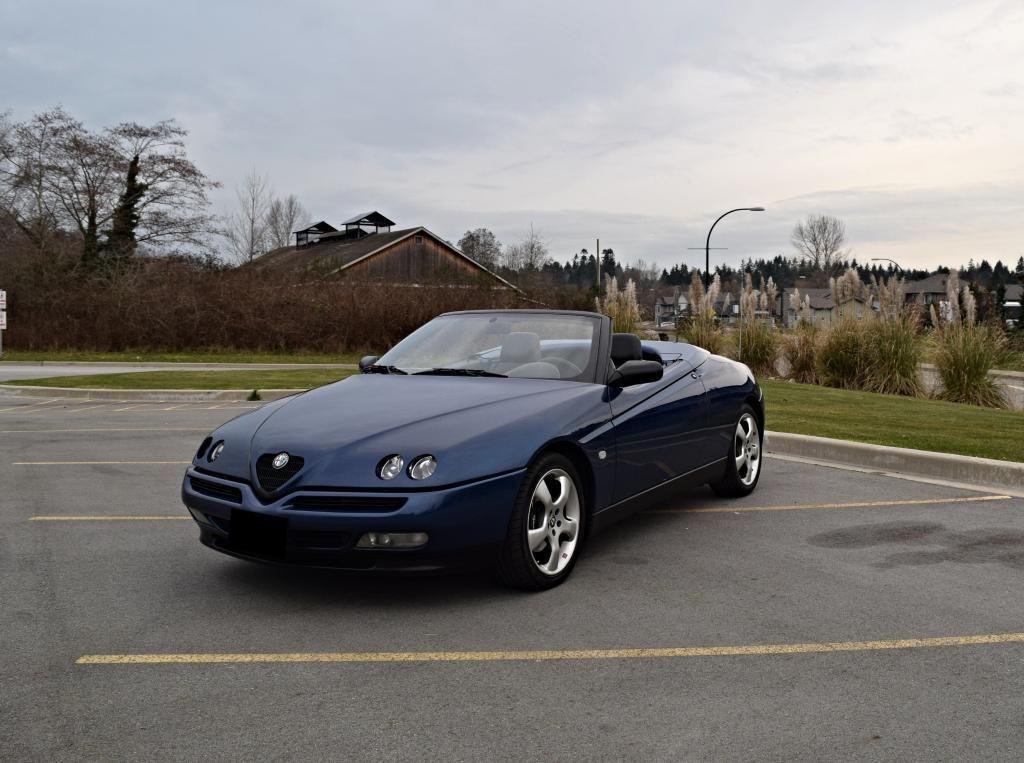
[496,454,585,590]
[710,406,762,497]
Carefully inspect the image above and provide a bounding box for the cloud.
[1,0,1022,270]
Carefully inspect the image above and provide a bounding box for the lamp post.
[704,207,765,288]
[871,257,904,274]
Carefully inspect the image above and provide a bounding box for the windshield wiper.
[365,364,408,375]
[413,368,507,378]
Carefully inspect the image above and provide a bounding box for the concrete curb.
[0,385,304,402]
[765,431,1024,493]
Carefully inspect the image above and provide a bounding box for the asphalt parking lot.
[3,395,1024,760]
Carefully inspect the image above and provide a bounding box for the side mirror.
[608,360,664,388]
[359,355,379,372]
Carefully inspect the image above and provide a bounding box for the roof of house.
[253,226,519,290]
[904,274,950,294]
[1004,283,1023,301]
[787,287,867,310]
[293,220,337,234]
[341,211,395,228]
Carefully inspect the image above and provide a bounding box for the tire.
[709,404,763,498]
[496,453,586,591]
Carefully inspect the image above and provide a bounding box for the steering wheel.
[542,357,584,378]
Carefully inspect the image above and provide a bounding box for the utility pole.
[595,238,600,294]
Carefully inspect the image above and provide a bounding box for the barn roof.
[341,211,396,228]
[293,220,338,234]
[253,226,519,291]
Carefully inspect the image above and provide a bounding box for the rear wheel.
[710,405,762,497]
[497,454,585,590]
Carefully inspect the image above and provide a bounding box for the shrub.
[732,272,779,376]
[816,318,867,389]
[931,272,1007,407]
[862,313,923,396]
[783,322,820,384]
[738,320,778,376]
[682,273,726,354]
[595,274,641,334]
[934,323,1006,407]
[860,276,923,397]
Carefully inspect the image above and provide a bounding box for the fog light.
[378,455,404,480]
[356,532,428,549]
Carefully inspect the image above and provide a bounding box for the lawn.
[761,379,1023,463]
[3,369,355,391]
[0,349,365,364]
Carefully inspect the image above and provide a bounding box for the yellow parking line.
[76,631,1024,665]
[13,460,190,465]
[649,494,1013,514]
[31,515,188,521]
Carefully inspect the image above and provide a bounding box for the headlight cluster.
[377,454,437,481]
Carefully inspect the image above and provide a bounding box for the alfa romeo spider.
[182,309,763,589]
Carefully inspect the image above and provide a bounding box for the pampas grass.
[683,273,726,354]
[929,272,1007,407]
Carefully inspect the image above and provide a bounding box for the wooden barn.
[256,212,517,290]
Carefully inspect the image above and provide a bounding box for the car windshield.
[375,312,601,381]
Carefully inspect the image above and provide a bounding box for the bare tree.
[264,194,308,250]
[0,109,219,262]
[791,214,847,274]
[0,108,69,253]
[457,228,502,270]
[225,170,271,263]
[108,119,219,254]
[503,225,549,271]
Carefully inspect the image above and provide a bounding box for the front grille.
[285,496,407,513]
[189,476,243,504]
[255,453,305,493]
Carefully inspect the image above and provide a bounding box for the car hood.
[202,374,610,491]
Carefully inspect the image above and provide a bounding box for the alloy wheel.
[526,468,581,576]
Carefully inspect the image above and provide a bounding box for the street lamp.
[705,207,765,288]
[871,257,904,274]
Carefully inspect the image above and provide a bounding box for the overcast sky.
[3,0,1023,271]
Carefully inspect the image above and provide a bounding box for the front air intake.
[255,453,305,493]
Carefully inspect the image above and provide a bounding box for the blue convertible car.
[182,309,763,589]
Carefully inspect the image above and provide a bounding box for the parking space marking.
[650,494,1012,514]
[31,515,188,521]
[13,460,190,465]
[76,631,1024,666]
[0,398,64,413]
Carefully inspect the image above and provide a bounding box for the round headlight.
[408,455,437,480]
[208,441,225,462]
[378,455,404,480]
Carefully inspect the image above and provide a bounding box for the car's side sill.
[591,458,727,534]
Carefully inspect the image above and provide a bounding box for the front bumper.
[181,466,525,571]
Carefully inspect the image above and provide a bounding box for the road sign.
[0,310,6,330]
[0,290,6,309]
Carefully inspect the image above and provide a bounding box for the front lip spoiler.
[199,530,492,574]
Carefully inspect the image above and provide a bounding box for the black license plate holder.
[230,509,287,558]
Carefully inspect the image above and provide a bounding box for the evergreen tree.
[103,153,147,263]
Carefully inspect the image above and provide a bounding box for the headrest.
[611,333,642,366]
[500,332,541,363]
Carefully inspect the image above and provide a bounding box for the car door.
[608,363,710,504]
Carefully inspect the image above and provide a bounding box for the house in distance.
[256,211,517,290]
